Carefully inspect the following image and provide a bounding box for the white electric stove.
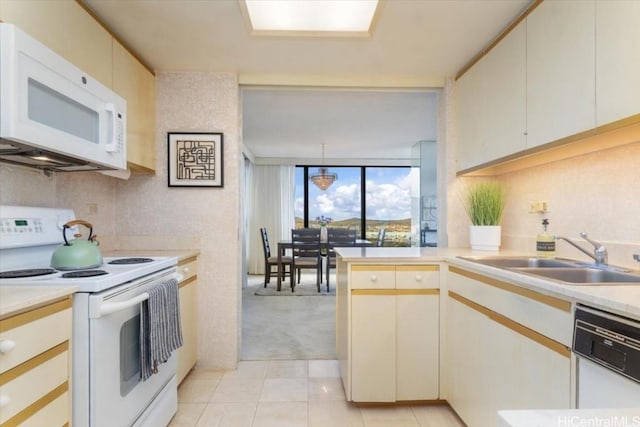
[0,205,180,427]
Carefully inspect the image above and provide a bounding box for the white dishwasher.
[573,305,640,408]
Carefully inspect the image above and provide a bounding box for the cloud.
[295,168,414,220]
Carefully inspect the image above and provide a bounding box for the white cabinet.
[595,0,640,126]
[338,263,440,402]
[445,267,572,427]
[351,292,397,402]
[0,298,72,426]
[176,256,198,384]
[526,0,596,149]
[0,0,113,88]
[113,41,157,172]
[456,22,526,171]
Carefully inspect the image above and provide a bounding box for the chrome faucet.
[553,232,608,265]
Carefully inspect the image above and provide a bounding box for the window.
[295,166,412,246]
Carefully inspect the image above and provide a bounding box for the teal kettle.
[51,220,103,270]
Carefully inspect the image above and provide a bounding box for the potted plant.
[464,181,506,251]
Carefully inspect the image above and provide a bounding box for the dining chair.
[376,228,386,247]
[260,227,292,288]
[291,228,323,292]
[325,228,357,291]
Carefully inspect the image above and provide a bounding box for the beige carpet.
[241,274,336,360]
[253,274,335,296]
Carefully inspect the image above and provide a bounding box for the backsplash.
[448,142,640,269]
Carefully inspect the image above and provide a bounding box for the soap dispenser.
[536,218,556,258]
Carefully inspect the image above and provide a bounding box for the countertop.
[0,285,77,319]
[335,246,640,320]
[104,249,199,263]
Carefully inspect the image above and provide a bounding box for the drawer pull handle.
[415,275,423,282]
[183,267,190,274]
[0,340,15,353]
[370,275,378,282]
[0,395,10,408]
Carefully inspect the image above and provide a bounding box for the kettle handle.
[62,220,94,245]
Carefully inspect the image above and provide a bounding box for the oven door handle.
[94,272,184,318]
[98,292,149,316]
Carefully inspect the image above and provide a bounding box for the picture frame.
[167,132,223,187]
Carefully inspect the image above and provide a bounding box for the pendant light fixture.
[310,144,337,191]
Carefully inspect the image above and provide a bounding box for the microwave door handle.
[104,102,117,152]
[96,292,149,317]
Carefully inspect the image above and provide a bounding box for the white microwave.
[0,23,127,172]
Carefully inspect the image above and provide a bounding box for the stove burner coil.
[0,268,58,279]
[61,270,108,278]
[108,257,154,265]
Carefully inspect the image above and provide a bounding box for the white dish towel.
[140,278,183,381]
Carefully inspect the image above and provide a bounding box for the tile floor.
[169,360,466,427]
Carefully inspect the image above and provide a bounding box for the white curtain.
[246,164,295,275]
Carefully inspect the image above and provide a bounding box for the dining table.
[276,239,372,291]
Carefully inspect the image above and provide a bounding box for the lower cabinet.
[0,297,72,427]
[445,266,572,426]
[176,256,198,384]
[338,263,440,402]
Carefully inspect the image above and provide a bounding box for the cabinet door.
[397,293,439,400]
[0,0,113,88]
[456,21,526,171]
[113,41,157,172]
[176,278,198,384]
[595,0,640,126]
[526,0,596,148]
[446,297,487,427]
[480,22,527,162]
[351,294,396,402]
[456,64,485,171]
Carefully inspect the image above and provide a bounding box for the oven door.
[76,269,180,427]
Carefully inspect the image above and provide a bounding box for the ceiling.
[82,0,532,162]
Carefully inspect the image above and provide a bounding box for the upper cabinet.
[0,0,113,87]
[456,23,526,171]
[0,0,157,173]
[456,0,640,174]
[595,0,640,126]
[113,42,157,172]
[526,0,595,149]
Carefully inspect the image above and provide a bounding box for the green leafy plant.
[464,182,506,226]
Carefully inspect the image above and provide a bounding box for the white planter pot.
[469,225,501,251]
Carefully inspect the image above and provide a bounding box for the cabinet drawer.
[448,266,573,346]
[0,344,69,424]
[0,300,71,374]
[19,390,69,427]
[396,265,439,289]
[178,257,198,284]
[351,265,395,289]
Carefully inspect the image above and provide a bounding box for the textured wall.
[141,72,241,369]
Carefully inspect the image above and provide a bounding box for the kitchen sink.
[459,256,578,269]
[515,267,640,285]
[458,256,640,285]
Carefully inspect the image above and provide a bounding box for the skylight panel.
[242,0,379,36]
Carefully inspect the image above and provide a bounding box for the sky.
[295,166,417,221]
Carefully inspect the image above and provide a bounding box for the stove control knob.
[0,339,15,353]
